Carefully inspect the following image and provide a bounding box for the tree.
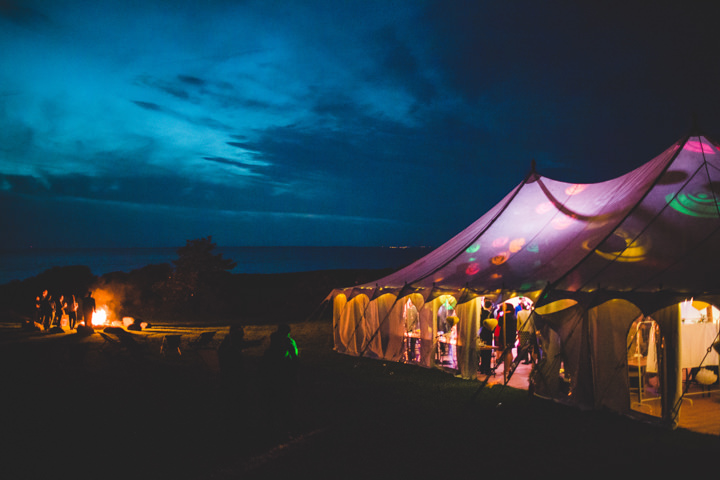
[163,236,236,312]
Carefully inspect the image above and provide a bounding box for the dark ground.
[2,270,720,479]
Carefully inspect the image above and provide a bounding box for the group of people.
[478,298,537,382]
[34,289,96,331]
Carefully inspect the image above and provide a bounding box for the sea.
[0,246,432,285]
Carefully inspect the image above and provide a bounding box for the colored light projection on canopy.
[590,229,649,263]
[664,139,720,218]
[666,191,720,218]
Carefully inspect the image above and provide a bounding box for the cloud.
[3,0,720,251]
[0,0,51,29]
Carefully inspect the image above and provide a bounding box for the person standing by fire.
[53,294,65,329]
[67,294,79,330]
[81,291,96,328]
[38,290,51,330]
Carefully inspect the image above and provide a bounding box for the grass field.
[1,319,719,479]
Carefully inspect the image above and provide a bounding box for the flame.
[93,306,109,326]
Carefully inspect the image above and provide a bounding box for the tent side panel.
[456,297,482,379]
[362,299,383,359]
[651,304,681,428]
[333,294,348,353]
[371,294,402,361]
[533,304,588,406]
[336,295,370,356]
[418,301,437,368]
[588,300,641,413]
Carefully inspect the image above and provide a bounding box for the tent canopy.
[333,133,720,313]
[330,132,720,427]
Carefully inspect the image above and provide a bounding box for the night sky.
[2,1,720,249]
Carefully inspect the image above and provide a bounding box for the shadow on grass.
[1,321,719,479]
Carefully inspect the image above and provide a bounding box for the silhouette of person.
[39,290,53,330]
[479,299,496,375]
[259,324,299,437]
[67,295,79,330]
[34,294,41,325]
[218,325,260,405]
[81,291,96,328]
[53,294,65,328]
[516,301,534,364]
[45,293,56,331]
[498,303,517,383]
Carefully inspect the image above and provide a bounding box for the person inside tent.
[479,299,497,375]
[516,300,535,364]
[498,302,518,383]
[437,299,455,360]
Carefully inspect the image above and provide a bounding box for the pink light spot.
[685,140,716,154]
[535,201,554,214]
[565,184,587,196]
[465,263,481,275]
[492,237,509,248]
[552,216,574,230]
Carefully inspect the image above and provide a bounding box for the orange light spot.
[491,253,508,265]
[509,238,525,253]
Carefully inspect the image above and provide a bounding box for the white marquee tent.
[328,132,720,428]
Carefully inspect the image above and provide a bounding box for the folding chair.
[189,331,216,350]
[99,331,122,351]
[160,334,182,356]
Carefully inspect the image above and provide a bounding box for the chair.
[100,330,146,356]
[189,331,216,350]
[99,331,121,351]
[161,334,182,356]
[116,331,146,354]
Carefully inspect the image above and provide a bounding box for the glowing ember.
[92,306,109,326]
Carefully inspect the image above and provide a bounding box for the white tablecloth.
[681,322,719,369]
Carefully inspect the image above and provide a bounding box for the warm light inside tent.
[681,298,720,323]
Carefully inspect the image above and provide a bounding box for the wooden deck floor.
[488,357,720,436]
[676,390,720,435]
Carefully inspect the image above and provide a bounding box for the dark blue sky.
[2,1,720,249]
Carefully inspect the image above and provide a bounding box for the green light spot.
[666,192,720,218]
